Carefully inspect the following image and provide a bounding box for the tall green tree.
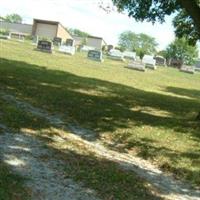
[5,14,22,23]
[68,28,90,37]
[166,37,198,65]
[111,0,200,43]
[118,31,158,58]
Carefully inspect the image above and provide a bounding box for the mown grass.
[0,39,200,188]
[0,162,30,200]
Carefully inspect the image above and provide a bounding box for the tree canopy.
[4,14,22,23]
[111,0,200,44]
[68,28,90,37]
[166,37,198,65]
[119,31,158,58]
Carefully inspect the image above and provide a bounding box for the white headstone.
[108,49,125,61]
[81,45,95,52]
[180,65,195,74]
[123,51,136,60]
[59,45,75,55]
[142,55,156,70]
[127,60,146,72]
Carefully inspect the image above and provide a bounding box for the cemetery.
[0,34,200,200]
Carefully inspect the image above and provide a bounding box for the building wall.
[86,38,103,50]
[57,24,72,42]
[34,23,57,39]
[0,21,32,35]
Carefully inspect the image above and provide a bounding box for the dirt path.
[0,126,101,200]
[1,93,200,200]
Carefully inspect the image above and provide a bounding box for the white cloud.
[0,0,175,49]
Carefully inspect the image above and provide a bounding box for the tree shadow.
[0,57,200,188]
[166,87,200,101]
[0,58,199,136]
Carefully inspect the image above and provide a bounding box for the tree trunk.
[178,0,200,35]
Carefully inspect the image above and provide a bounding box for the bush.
[0,29,9,36]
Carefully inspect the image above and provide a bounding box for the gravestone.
[81,45,95,52]
[180,65,195,74]
[108,49,125,61]
[66,39,75,46]
[37,40,53,53]
[126,60,146,72]
[10,32,24,42]
[58,45,75,55]
[53,37,62,46]
[87,50,103,62]
[142,55,156,70]
[168,58,183,68]
[0,33,11,40]
[154,56,166,66]
[123,51,136,60]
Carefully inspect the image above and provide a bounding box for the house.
[32,19,72,42]
[86,36,107,50]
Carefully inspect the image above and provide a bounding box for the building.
[32,19,72,42]
[0,21,32,36]
[72,35,85,46]
[86,36,107,50]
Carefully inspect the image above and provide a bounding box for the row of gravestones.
[34,39,199,74]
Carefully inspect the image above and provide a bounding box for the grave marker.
[180,65,195,74]
[126,60,146,72]
[37,40,53,53]
[123,51,136,60]
[66,39,75,46]
[58,45,75,55]
[154,56,166,66]
[142,55,156,70]
[87,50,103,62]
[108,49,125,61]
[53,37,62,46]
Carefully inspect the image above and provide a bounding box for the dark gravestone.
[154,56,166,66]
[53,37,62,46]
[168,58,183,68]
[66,39,74,46]
[37,40,52,53]
[87,50,103,62]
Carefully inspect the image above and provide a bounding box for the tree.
[166,37,198,65]
[5,14,22,23]
[118,31,158,58]
[111,0,200,43]
[173,10,200,46]
[68,28,90,37]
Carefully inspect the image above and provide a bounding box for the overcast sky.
[0,0,180,50]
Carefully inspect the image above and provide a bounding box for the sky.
[0,0,185,51]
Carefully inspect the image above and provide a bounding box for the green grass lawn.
[0,39,200,191]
